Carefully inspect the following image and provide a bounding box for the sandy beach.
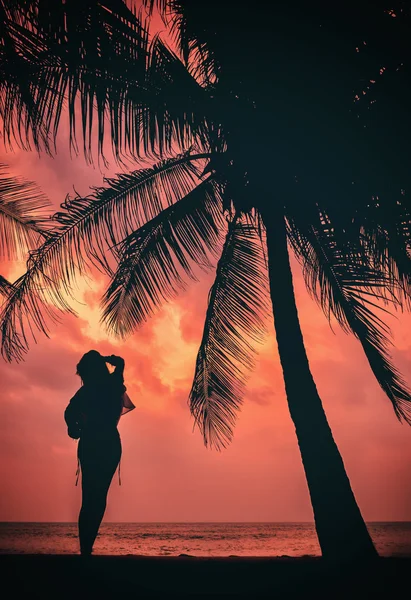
[0,555,409,597]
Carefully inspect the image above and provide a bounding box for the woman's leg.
[79,477,109,555]
[78,437,121,554]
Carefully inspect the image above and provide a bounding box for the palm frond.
[1,1,211,159]
[189,216,270,451]
[1,1,149,155]
[356,193,411,308]
[153,1,217,83]
[307,180,411,309]
[102,177,224,337]
[145,35,212,154]
[0,152,208,361]
[0,163,50,260]
[287,208,411,424]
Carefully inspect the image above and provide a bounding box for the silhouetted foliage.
[1,0,410,559]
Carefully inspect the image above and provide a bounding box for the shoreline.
[1,555,410,597]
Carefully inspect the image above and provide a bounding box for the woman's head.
[76,350,110,386]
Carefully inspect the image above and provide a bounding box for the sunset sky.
[1,137,410,523]
[1,4,411,525]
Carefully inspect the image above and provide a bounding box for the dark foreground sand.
[0,555,409,598]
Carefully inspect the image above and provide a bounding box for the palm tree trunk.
[263,209,378,561]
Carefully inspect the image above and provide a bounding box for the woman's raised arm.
[104,354,124,367]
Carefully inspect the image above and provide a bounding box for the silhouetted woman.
[64,350,135,555]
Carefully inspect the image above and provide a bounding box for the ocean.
[1,522,410,556]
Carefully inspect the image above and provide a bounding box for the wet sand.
[0,554,409,597]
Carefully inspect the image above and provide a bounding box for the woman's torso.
[75,376,123,440]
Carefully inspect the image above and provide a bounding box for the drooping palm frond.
[102,177,224,336]
[189,216,270,450]
[149,0,218,82]
[1,1,211,160]
[0,152,208,361]
[303,152,411,310]
[0,0,149,155]
[0,163,50,260]
[355,193,411,308]
[287,206,411,424]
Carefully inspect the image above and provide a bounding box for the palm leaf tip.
[0,265,73,363]
[362,329,411,426]
[189,217,270,451]
[0,164,50,259]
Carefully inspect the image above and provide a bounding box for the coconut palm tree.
[0,0,410,560]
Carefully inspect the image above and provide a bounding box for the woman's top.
[64,366,135,440]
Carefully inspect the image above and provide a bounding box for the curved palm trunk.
[263,210,378,561]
